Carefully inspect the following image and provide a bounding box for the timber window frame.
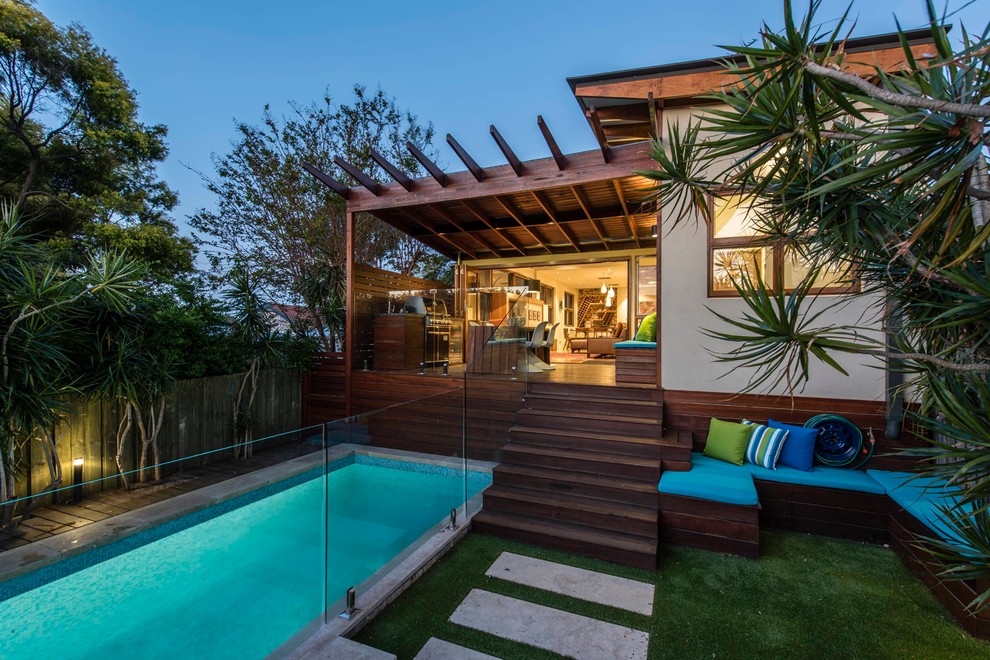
[707,194,860,298]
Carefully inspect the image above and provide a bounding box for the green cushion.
[703,418,751,466]
[635,313,657,342]
[658,453,759,506]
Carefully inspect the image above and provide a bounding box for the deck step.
[482,485,658,538]
[522,393,660,419]
[509,426,680,459]
[500,444,660,481]
[492,464,658,508]
[517,408,661,436]
[526,381,657,401]
[472,510,657,569]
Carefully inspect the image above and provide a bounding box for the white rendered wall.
[657,107,885,401]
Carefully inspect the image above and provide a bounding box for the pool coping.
[0,444,495,585]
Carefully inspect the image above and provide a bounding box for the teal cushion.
[635,313,657,342]
[742,421,789,469]
[748,462,886,494]
[703,418,752,466]
[867,470,969,546]
[659,453,758,506]
[769,419,817,471]
[614,340,657,349]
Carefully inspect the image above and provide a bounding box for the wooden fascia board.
[573,44,935,101]
[346,143,655,213]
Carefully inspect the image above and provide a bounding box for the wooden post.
[653,104,664,399]
[345,210,354,417]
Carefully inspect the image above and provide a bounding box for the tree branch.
[862,349,990,373]
[802,59,990,118]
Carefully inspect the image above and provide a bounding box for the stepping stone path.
[485,552,655,615]
[414,637,499,659]
[418,551,654,659]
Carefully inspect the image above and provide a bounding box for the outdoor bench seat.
[614,341,657,385]
[747,462,886,494]
[659,453,758,505]
[658,453,761,559]
[867,470,965,546]
[866,469,990,639]
[614,340,657,349]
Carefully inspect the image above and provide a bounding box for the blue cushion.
[659,453,758,506]
[748,462,886,494]
[867,470,968,546]
[770,419,817,471]
[614,340,657,349]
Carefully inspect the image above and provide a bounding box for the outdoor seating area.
[655,418,990,638]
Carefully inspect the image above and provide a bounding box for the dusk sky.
[37,1,986,237]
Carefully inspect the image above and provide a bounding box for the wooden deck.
[0,441,319,553]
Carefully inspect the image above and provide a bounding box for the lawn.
[355,529,990,659]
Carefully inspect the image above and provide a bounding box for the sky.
[36,0,987,239]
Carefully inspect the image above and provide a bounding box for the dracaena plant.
[638,0,990,610]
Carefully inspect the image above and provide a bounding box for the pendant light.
[607,285,615,299]
[605,296,613,308]
[600,280,607,294]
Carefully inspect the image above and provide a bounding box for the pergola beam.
[333,157,381,196]
[302,162,350,199]
[347,143,653,212]
[612,179,641,247]
[568,185,610,249]
[537,115,566,171]
[490,125,523,176]
[460,200,528,255]
[369,147,413,192]
[531,191,580,251]
[446,134,485,182]
[494,195,552,253]
[401,207,478,259]
[587,106,612,163]
[407,141,448,187]
[425,204,505,256]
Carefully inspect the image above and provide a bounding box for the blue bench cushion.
[614,340,657,349]
[659,453,759,506]
[867,470,969,546]
[748,462,886,494]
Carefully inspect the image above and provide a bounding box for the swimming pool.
[0,452,491,659]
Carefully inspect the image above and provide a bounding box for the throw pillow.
[742,422,789,469]
[703,418,751,466]
[769,419,818,471]
[635,313,657,342]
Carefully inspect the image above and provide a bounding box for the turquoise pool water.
[0,454,491,659]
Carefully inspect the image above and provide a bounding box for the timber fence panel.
[13,369,301,506]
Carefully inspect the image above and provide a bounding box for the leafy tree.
[191,85,448,351]
[0,203,141,520]
[639,0,990,608]
[0,0,194,276]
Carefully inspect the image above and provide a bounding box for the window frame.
[706,195,859,298]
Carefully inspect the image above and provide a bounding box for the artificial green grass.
[354,529,990,659]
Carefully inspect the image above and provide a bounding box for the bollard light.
[72,458,84,503]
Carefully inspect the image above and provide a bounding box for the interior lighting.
[607,285,615,299]
[600,281,607,294]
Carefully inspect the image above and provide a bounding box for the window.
[708,195,856,297]
[563,292,575,326]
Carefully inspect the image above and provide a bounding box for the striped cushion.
[742,421,789,470]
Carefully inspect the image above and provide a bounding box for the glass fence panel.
[0,424,328,659]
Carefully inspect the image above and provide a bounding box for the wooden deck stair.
[473,382,691,569]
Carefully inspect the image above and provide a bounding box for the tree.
[0,203,141,521]
[0,0,194,276]
[639,0,990,609]
[191,85,448,351]
[223,265,314,459]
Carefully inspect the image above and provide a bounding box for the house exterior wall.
[657,107,885,401]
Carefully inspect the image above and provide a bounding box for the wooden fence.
[302,352,347,425]
[19,368,301,501]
